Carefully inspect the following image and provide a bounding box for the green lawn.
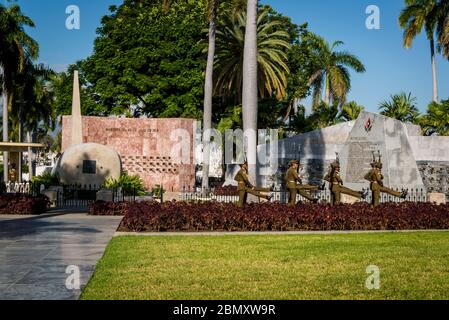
[81,232,449,300]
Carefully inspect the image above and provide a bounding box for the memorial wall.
[62,116,196,192]
[255,111,449,199]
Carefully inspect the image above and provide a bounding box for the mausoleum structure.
[61,117,196,192]
[254,111,449,198]
[54,71,122,187]
[58,71,196,192]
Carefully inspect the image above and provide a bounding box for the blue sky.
[6,0,449,113]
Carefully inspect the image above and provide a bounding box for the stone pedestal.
[163,192,180,202]
[427,193,446,204]
[96,189,114,202]
[42,190,58,208]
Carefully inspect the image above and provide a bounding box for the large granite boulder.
[53,143,121,187]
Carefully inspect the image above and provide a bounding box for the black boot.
[361,190,369,200]
[401,189,408,199]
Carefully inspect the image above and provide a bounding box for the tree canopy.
[81,0,208,119]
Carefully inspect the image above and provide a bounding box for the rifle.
[377,150,382,168]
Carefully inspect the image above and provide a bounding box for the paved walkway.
[0,211,122,300]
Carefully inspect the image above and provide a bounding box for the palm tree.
[379,92,420,123]
[201,0,220,191]
[436,0,449,58]
[242,0,258,183]
[201,0,247,191]
[214,8,291,102]
[399,0,440,102]
[420,99,449,135]
[338,101,364,122]
[10,60,55,180]
[0,3,38,181]
[306,34,365,108]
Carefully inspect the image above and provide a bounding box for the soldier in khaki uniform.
[234,162,273,207]
[364,155,407,207]
[323,160,366,206]
[285,160,320,205]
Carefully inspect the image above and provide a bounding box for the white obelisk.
[71,70,83,146]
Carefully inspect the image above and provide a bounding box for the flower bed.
[94,201,449,232]
[89,201,129,216]
[0,194,49,215]
[213,185,238,196]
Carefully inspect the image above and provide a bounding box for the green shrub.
[31,172,60,189]
[0,182,6,194]
[151,185,165,198]
[104,172,146,196]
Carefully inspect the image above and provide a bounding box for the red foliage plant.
[89,201,129,216]
[213,185,238,196]
[0,194,49,215]
[91,201,449,232]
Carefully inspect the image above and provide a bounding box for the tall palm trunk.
[2,89,8,182]
[430,37,438,102]
[324,74,331,105]
[27,130,33,181]
[242,0,258,185]
[201,14,217,192]
[18,117,23,183]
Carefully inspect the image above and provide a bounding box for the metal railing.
[2,182,137,208]
[180,186,428,205]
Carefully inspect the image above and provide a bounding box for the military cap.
[239,161,248,168]
[288,160,301,167]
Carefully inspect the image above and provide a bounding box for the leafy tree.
[51,63,108,116]
[338,101,364,122]
[282,25,317,121]
[83,0,207,119]
[379,92,420,123]
[420,99,449,135]
[399,0,440,102]
[288,102,339,133]
[216,104,242,132]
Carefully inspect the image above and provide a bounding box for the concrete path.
[0,212,122,300]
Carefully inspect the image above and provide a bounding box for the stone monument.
[249,111,449,201]
[339,111,425,191]
[53,71,122,186]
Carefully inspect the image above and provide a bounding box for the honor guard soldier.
[285,160,321,205]
[234,162,273,207]
[323,155,367,206]
[364,151,408,207]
